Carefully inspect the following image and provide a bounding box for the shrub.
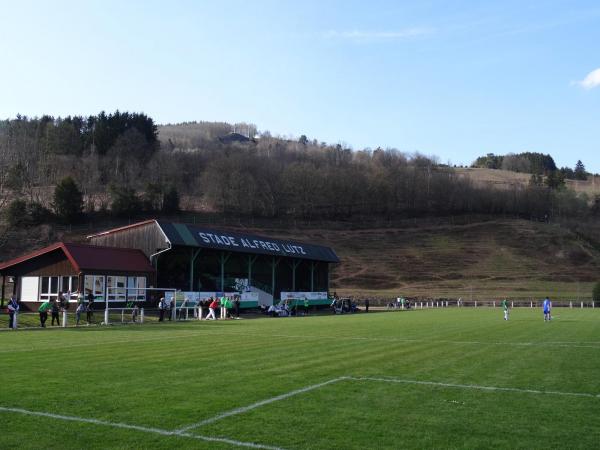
[162,185,180,214]
[110,185,142,217]
[593,282,600,302]
[53,177,84,223]
[5,199,27,227]
[4,200,52,227]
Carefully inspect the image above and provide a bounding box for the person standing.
[38,299,53,327]
[51,298,61,326]
[158,297,166,322]
[7,296,19,329]
[61,291,70,312]
[501,299,510,320]
[86,293,94,325]
[543,297,552,322]
[233,296,240,319]
[131,302,139,323]
[220,296,227,319]
[75,301,85,326]
[57,291,66,310]
[365,298,370,313]
[206,297,218,320]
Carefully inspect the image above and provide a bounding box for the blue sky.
[1,0,599,171]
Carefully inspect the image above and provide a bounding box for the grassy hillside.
[253,219,599,301]
[456,167,600,195]
[3,216,597,302]
[327,219,599,300]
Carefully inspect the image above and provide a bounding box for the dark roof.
[0,242,155,273]
[156,221,340,263]
[85,220,339,263]
[218,132,252,144]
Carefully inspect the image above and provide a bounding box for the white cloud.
[324,28,434,42]
[577,68,600,89]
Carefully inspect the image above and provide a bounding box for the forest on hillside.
[1,113,599,232]
[472,151,591,182]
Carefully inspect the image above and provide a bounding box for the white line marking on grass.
[176,377,349,433]
[347,377,600,399]
[174,374,600,433]
[0,406,284,450]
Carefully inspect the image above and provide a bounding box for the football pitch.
[2,308,600,449]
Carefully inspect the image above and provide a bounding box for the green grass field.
[2,308,600,449]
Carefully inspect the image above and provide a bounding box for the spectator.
[58,291,69,312]
[158,297,166,322]
[201,298,211,319]
[51,297,61,326]
[7,296,19,329]
[220,296,228,319]
[330,298,337,314]
[75,301,85,326]
[206,297,218,320]
[131,302,139,323]
[233,296,240,319]
[86,293,94,325]
[38,299,53,328]
[365,298,370,313]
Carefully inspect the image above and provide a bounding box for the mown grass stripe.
[348,376,600,399]
[177,377,349,432]
[0,406,284,450]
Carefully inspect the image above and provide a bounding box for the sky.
[0,0,599,171]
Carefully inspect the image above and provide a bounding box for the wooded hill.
[1,114,598,224]
[1,113,600,300]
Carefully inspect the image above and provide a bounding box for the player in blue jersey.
[542,297,552,321]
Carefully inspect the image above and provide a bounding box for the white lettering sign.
[198,232,307,256]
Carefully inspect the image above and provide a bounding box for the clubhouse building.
[0,220,339,310]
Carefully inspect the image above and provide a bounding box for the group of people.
[38,290,96,328]
[264,298,311,317]
[157,295,241,321]
[501,297,552,321]
[201,295,240,320]
[5,289,95,329]
[330,296,359,314]
[387,297,411,310]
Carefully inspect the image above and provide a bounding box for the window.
[126,276,146,301]
[107,276,127,301]
[61,277,70,293]
[84,275,105,302]
[59,276,79,299]
[20,277,40,302]
[70,276,79,293]
[40,276,60,301]
[41,277,49,294]
[50,277,58,294]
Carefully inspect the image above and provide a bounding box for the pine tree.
[162,186,180,214]
[593,281,600,303]
[544,171,565,190]
[574,160,587,180]
[53,177,84,223]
